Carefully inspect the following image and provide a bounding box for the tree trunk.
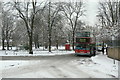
[6,39,9,50]
[68,34,71,43]
[102,41,104,55]
[48,33,51,52]
[29,33,33,54]
[72,31,75,50]
[56,39,58,49]
[2,38,5,50]
[37,42,39,48]
[34,34,39,49]
[48,1,52,52]
[2,29,5,50]
[36,35,39,48]
[45,42,48,49]
[34,41,37,49]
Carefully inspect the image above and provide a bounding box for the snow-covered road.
[2,59,91,78]
[1,55,90,78]
[1,54,118,78]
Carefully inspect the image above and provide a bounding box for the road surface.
[1,54,116,78]
[1,54,94,78]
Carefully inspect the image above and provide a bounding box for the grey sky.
[84,0,99,26]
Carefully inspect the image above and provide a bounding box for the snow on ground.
[0,61,27,70]
[0,46,119,78]
[1,53,119,78]
[0,46,67,51]
[0,46,74,56]
[72,53,119,78]
[91,54,118,77]
[0,60,41,70]
[0,50,74,56]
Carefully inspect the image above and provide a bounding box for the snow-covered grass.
[0,46,73,51]
[0,50,75,56]
[73,53,119,78]
[0,47,74,56]
[32,46,68,50]
[0,46,75,56]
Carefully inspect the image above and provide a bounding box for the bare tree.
[98,0,119,41]
[51,14,65,49]
[1,3,14,50]
[47,1,61,52]
[61,1,85,50]
[12,19,28,48]
[13,0,46,54]
[97,0,119,54]
[1,2,5,50]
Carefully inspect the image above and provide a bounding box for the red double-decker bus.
[74,31,96,56]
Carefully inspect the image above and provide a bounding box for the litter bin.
[65,44,70,50]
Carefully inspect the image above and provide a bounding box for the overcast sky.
[84,0,99,26]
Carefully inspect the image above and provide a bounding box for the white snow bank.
[73,54,119,78]
[91,54,118,77]
[0,46,75,56]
